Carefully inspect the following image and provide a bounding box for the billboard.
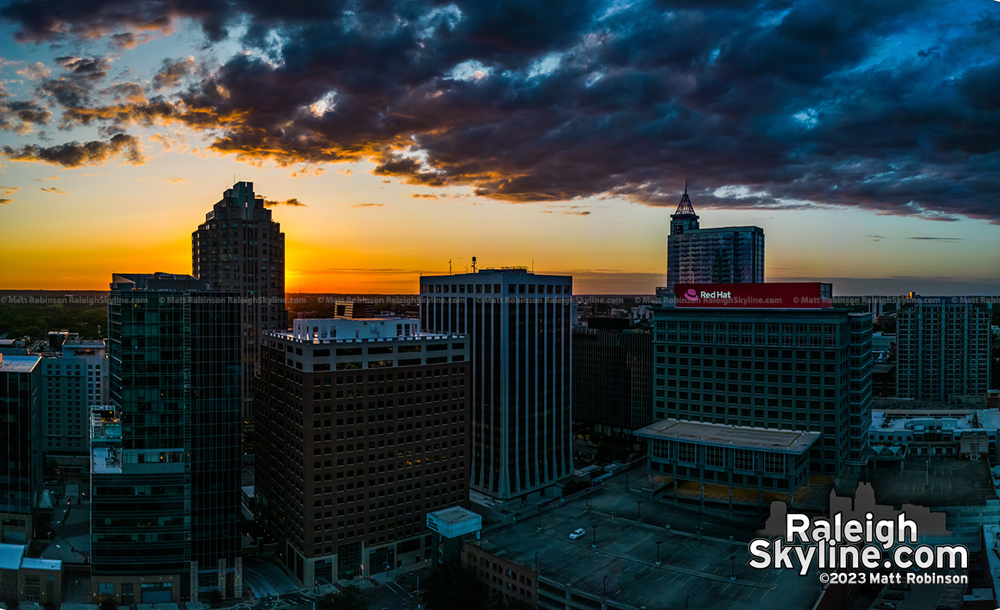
[674,283,832,308]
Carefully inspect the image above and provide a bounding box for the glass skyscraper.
[665,189,765,291]
[420,268,573,500]
[92,273,241,604]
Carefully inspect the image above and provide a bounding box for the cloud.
[350,202,384,208]
[40,187,66,193]
[166,176,184,182]
[263,197,305,207]
[16,61,51,79]
[908,237,962,241]
[411,194,439,200]
[0,186,18,204]
[152,57,194,90]
[563,210,590,216]
[1,133,143,167]
[0,0,998,222]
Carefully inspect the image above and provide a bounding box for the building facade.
[665,189,764,291]
[419,268,573,500]
[572,324,652,437]
[255,318,470,587]
[193,181,287,451]
[0,355,42,544]
[42,341,108,466]
[651,283,872,480]
[93,273,242,603]
[896,298,991,402]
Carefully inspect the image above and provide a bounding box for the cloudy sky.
[0,0,998,294]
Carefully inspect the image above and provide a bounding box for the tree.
[420,564,486,610]
[207,589,223,608]
[316,586,367,610]
[98,596,117,610]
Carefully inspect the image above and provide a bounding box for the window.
[734,450,754,471]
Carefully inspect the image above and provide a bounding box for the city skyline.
[1,0,999,295]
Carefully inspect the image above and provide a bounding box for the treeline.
[0,302,107,341]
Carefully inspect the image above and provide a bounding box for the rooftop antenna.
[449,259,452,275]
[532,258,534,273]
[472,256,477,273]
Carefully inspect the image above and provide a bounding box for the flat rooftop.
[472,469,822,610]
[429,506,480,526]
[0,354,41,373]
[634,418,821,454]
[868,455,996,507]
[873,409,1000,432]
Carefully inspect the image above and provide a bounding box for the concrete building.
[0,355,42,544]
[572,325,652,438]
[869,408,1000,461]
[665,188,764,291]
[650,283,872,492]
[420,268,573,501]
[255,318,470,587]
[193,181,287,452]
[41,340,108,468]
[896,297,991,402]
[0,543,62,606]
[93,273,242,604]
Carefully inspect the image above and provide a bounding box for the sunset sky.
[1,0,998,295]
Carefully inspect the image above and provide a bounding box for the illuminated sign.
[674,283,832,309]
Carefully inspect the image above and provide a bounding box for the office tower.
[646,283,871,491]
[896,297,990,401]
[42,340,108,469]
[255,318,469,587]
[193,181,287,452]
[420,268,572,501]
[572,321,653,437]
[0,354,42,544]
[665,188,765,291]
[93,273,241,604]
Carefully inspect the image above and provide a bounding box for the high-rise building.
[193,181,287,452]
[0,354,42,544]
[572,321,652,437]
[255,318,469,587]
[42,340,108,468]
[665,189,764,291]
[419,268,573,500]
[93,273,241,604]
[896,297,991,401]
[643,283,871,503]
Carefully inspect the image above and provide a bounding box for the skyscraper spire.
[673,182,696,217]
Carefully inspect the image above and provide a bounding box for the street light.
[637,500,642,522]
[592,524,598,549]
[655,541,662,566]
[686,595,690,610]
[730,555,736,581]
[537,511,542,532]
[603,575,607,598]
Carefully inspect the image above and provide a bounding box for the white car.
[569,528,586,540]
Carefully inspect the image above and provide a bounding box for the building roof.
[0,544,26,570]
[428,506,480,526]
[20,557,61,571]
[872,409,1000,432]
[634,418,821,454]
[0,355,41,373]
[672,185,697,217]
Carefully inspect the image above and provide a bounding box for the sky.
[0,0,998,295]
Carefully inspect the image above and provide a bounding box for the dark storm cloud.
[1,0,999,221]
[2,133,142,167]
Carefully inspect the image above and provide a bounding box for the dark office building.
[0,355,42,544]
[572,325,652,437]
[255,318,469,586]
[896,297,990,401]
[92,273,241,604]
[193,181,287,452]
[650,283,872,480]
[420,268,573,501]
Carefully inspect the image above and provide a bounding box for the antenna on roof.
[472,256,477,273]
[449,259,452,275]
